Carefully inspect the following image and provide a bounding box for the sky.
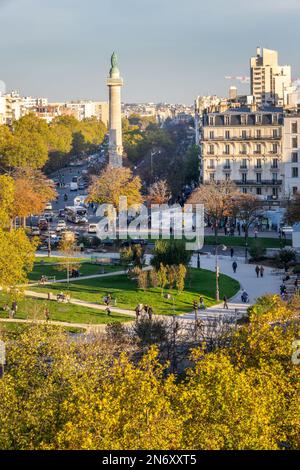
[0,0,300,104]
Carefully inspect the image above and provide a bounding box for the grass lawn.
[0,294,132,325]
[30,268,240,316]
[204,235,292,249]
[29,259,123,282]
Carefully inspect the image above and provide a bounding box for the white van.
[70,182,78,191]
[88,224,98,234]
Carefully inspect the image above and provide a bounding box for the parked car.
[56,220,67,232]
[88,224,98,234]
[38,218,48,231]
[45,202,53,211]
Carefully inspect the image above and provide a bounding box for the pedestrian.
[237,223,241,236]
[254,229,258,239]
[198,296,206,310]
[232,261,238,273]
[193,299,198,315]
[255,265,260,278]
[148,306,153,320]
[106,307,111,316]
[223,295,229,310]
[260,265,264,278]
[230,247,234,258]
[11,301,18,315]
[44,308,50,322]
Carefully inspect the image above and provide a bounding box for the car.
[88,224,98,234]
[58,209,66,218]
[45,202,53,211]
[78,182,88,190]
[44,211,54,222]
[38,218,48,231]
[70,182,78,191]
[56,220,67,232]
[31,226,40,236]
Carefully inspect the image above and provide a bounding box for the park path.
[180,254,282,321]
[3,255,282,329]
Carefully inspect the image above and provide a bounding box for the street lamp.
[197,250,201,269]
[215,244,227,301]
[245,241,248,262]
[47,221,52,258]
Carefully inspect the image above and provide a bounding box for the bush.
[249,242,266,261]
[275,248,296,269]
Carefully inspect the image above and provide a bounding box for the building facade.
[283,114,300,197]
[201,107,284,201]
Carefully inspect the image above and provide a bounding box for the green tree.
[151,240,192,270]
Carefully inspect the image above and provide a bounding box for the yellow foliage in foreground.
[0,295,299,450]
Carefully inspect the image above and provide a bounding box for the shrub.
[249,242,266,261]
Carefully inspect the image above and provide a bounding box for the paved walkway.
[180,254,282,321]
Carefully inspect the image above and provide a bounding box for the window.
[292,122,298,134]
[209,131,214,139]
[209,116,214,125]
[292,137,298,149]
[256,158,262,168]
[209,144,214,155]
[292,167,299,178]
[256,114,262,124]
[293,187,298,195]
[225,130,230,139]
[256,173,261,183]
[224,115,230,125]
[209,159,215,169]
[273,129,278,138]
[272,114,278,124]
[241,144,247,154]
[224,158,230,169]
[256,130,261,138]
[292,152,298,163]
[242,130,247,139]
[242,173,247,183]
[225,173,230,181]
[272,158,278,168]
[241,159,247,169]
[241,115,247,125]
[242,188,247,194]
[272,173,278,182]
[224,144,230,155]
[272,143,278,153]
[210,173,215,181]
[256,188,262,195]
[255,144,261,154]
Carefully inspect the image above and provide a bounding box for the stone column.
[107,52,124,167]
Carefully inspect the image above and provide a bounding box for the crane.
[225,75,250,84]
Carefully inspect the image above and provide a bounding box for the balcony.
[223,165,231,171]
[234,179,282,186]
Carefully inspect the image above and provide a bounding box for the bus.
[65,206,88,224]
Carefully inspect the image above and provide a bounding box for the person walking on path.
[232,261,238,273]
[44,308,50,322]
[260,265,265,278]
[223,295,229,310]
[255,265,260,278]
[230,247,234,258]
[148,306,153,321]
[135,303,143,321]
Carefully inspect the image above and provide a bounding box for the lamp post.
[215,244,227,301]
[47,221,52,258]
[197,250,201,269]
[245,241,248,262]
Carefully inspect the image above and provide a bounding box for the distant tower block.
[107,52,124,167]
[229,86,237,100]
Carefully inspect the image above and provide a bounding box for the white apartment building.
[250,47,292,107]
[283,114,300,197]
[64,100,108,125]
[201,107,284,201]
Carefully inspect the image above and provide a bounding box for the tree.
[57,232,80,280]
[0,175,15,228]
[88,165,143,207]
[3,132,48,169]
[151,240,192,270]
[147,179,171,205]
[188,180,238,240]
[285,192,300,225]
[175,264,187,295]
[275,248,296,270]
[12,169,57,226]
[233,193,262,242]
[0,228,37,293]
[157,263,168,296]
[71,131,86,156]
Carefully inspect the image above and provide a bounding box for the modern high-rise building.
[283,113,300,197]
[250,47,292,107]
[107,52,124,168]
